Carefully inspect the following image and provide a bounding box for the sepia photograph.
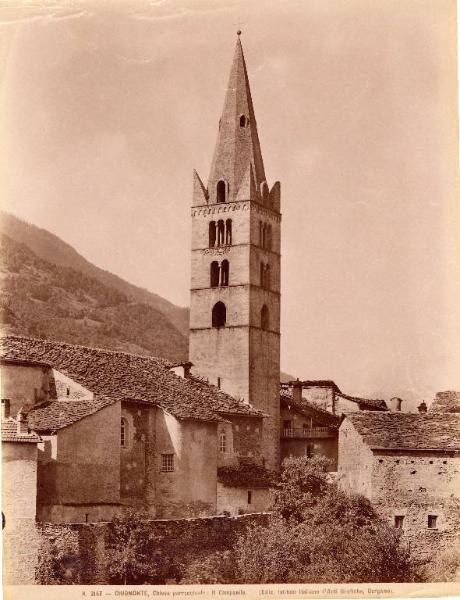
[0,0,459,596]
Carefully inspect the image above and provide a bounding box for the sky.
[0,0,458,407]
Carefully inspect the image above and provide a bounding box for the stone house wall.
[216,482,270,515]
[337,419,376,498]
[1,363,53,414]
[37,401,121,522]
[370,450,460,560]
[154,411,218,518]
[338,419,460,561]
[2,441,40,584]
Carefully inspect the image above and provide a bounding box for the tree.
[183,457,418,584]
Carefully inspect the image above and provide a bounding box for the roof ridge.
[1,335,171,366]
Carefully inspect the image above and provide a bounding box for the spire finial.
[237,29,242,36]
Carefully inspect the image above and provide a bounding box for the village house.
[338,411,460,559]
[1,335,274,523]
[279,379,389,469]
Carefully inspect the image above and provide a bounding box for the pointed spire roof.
[208,34,266,203]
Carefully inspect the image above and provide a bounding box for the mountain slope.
[0,211,189,338]
[0,233,188,361]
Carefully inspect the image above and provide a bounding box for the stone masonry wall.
[370,451,460,561]
[34,513,269,585]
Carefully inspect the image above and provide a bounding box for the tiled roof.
[336,392,388,411]
[345,412,460,450]
[28,397,115,434]
[279,389,339,426]
[1,418,41,443]
[1,336,264,423]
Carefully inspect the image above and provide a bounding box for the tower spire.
[207,34,266,203]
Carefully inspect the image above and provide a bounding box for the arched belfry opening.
[209,221,216,247]
[212,302,226,328]
[261,305,269,330]
[221,260,229,286]
[217,180,227,203]
[225,219,232,245]
[239,115,246,128]
[210,261,220,287]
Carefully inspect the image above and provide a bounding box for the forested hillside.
[0,234,188,361]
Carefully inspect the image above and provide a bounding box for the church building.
[189,32,281,471]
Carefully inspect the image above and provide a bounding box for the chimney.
[17,409,29,435]
[292,379,302,404]
[389,397,403,412]
[1,399,10,419]
[418,401,428,413]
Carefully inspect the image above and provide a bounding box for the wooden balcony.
[281,427,336,439]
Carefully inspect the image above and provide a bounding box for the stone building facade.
[1,416,41,584]
[1,335,272,523]
[189,33,281,472]
[338,412,460,560]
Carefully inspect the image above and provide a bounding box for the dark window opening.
[265,264,270,289]
[240,115,246,128]
[306,443,314,458]
[394,515,404,529]
[217,180,227,203]
[66,387,70,397]
[267,225,272,250]
[225,219,232,245]
[260,262,265,288]
[221,260,229,286]
[217,220,225,246]
[210,261,220,287]
[261,304,269,330]
[428,515,438,529]
[217,377,221,389]
[259,221,263,246]
[247,490,252,505]
[212,301,226,328]
[209,221,216,247]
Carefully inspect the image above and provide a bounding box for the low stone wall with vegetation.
[36,512,270,585]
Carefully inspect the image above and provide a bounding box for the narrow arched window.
[267,225,272,250]
[210,261,220,287]
[217,180,227,203]
[121,418,128,448]
[262,223,267,249]
[225,219,232,245]
[209,221,216,247]
[259,221,263,247]
[217,220,225,246]
[260,262,265,288]
[265,264,271,290]
[261,305,269,330]
[239,115,246,128]
[221,260,229,286]
[212,301,226,328]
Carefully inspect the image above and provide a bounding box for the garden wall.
[34,512,270,585]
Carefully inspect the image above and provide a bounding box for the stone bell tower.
[189,33,281,471]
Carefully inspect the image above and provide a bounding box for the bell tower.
[189,33,281,471]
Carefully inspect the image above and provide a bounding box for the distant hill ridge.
[0,211,189,337]
[0,222,188,361]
